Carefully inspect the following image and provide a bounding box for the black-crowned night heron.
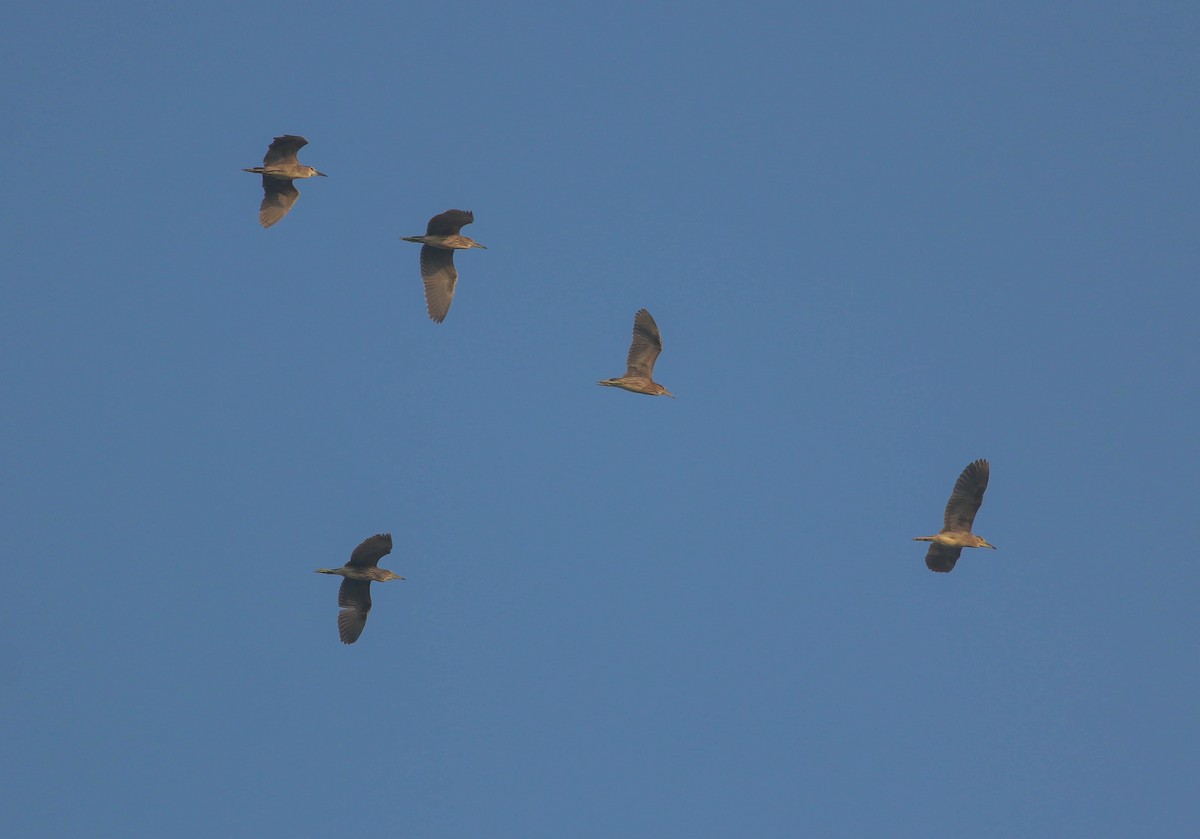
[316,534,403,643]
[402,209,487,323]
[597,309,674,397]
[914,459,996,573]
[243,135,327,228]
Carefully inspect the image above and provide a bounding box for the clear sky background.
[2,2,1197,836]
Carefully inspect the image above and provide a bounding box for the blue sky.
[3,1,1198,836]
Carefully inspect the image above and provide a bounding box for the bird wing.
[258,177,299,228]
[943,459,989,532]
[337,579,372,644]
[348,533,393,568]
[262,135,308,166]
[426,209,474,236]
[625,309,663,379]
[925,544,963,573]
[420,245,458,323]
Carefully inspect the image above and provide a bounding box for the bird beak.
[473,242,488,249]
[985,542,997,550]
[664,389,675,399]
[316,171,328,177]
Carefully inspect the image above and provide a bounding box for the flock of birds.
[243,135,998,643]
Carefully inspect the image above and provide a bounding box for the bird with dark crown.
[243,135,327,228]
[914,460,996,573]
[597,309,674,398]
[402,209,488,322]
[316,534,404,643]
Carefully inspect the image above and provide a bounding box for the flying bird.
[597,309,674,397]
[315,534,404,643]
[914,459,996,573]
[242,135,327,228]
[402,210,487,322]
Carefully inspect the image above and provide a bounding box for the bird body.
[243,163,325,179]
[596,377,673,397]
[402,210,487,323]
[401,233,482,250]
[914,459,995,573]
[597,309,674,397]
[243,135,326,228]
[914,531,995,549]
[316,534,403,644]
[315,566,405,583]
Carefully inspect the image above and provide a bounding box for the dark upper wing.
[943,459,989,532]
[426,209,474,236]
[348,533,393,568]
[625,309,663,379]
[420,246,458,322]
[263,135,308,166]
[258,177,299,228]
[337,579,372,644]
[925,544,963,573]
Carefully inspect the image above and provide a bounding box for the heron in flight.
[597,309,674,398]
[243,135,326,228]
[914,459,996,573]
[402,209,487,322]
[316,534,404,643]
